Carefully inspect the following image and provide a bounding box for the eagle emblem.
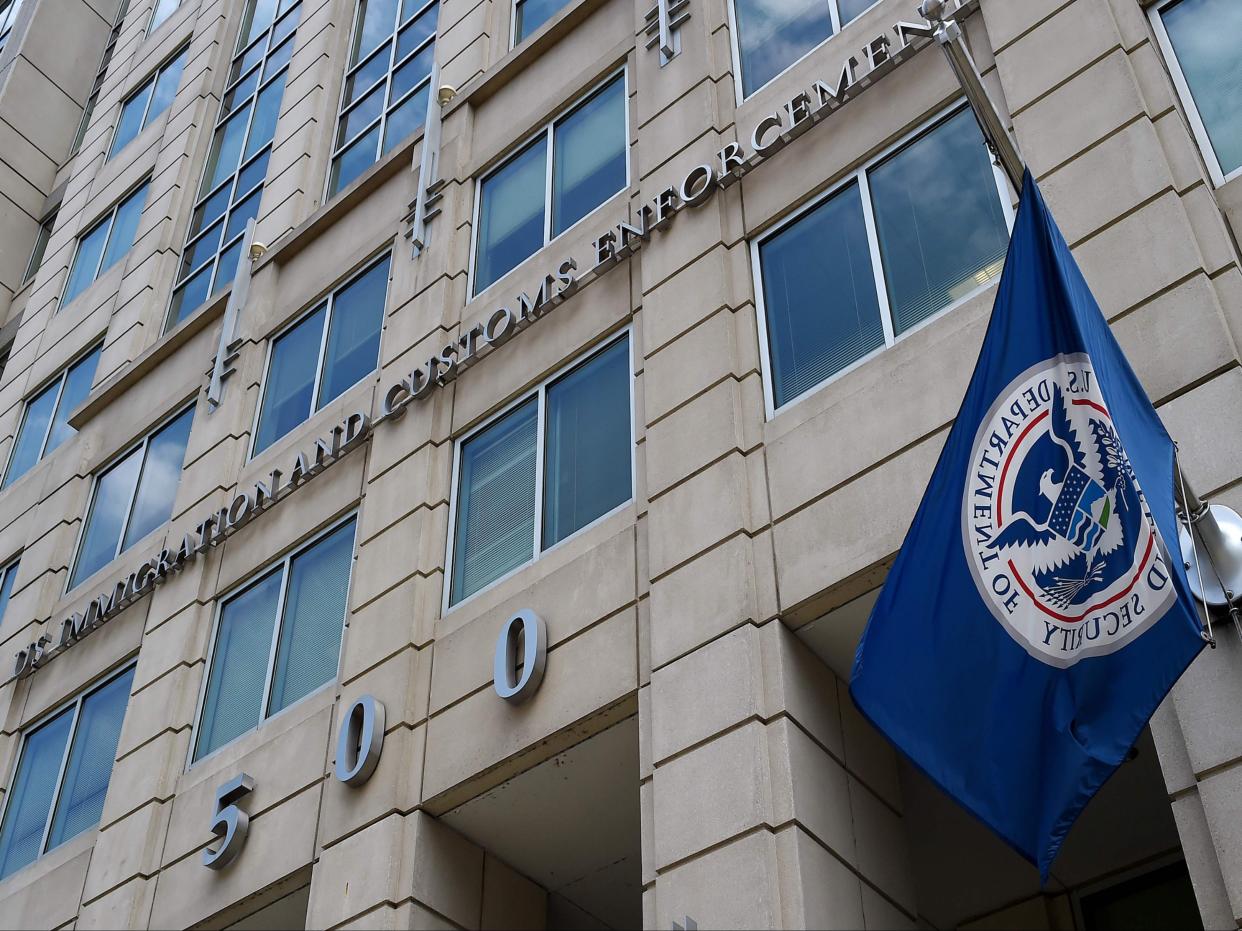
[988,383,1136,610]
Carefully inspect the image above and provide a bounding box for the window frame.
[467,67,630,299]
[509,0,563,48]
[66,401,195,593]
[187,511,358,769]
[61,177,150,309]
[443,329,635,613]
[1,341,103,489]
[0,662,136,877]
[1148,0,1242,188]
[750,102,1014,419]
[247,251,391,460]
[106,42,189,161]
[0,554,19,623]
[22,208,58,286]
[724,0,882,104]
[325,0,439,199]
[69,0,129,159]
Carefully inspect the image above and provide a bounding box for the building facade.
[0,0,1239,926]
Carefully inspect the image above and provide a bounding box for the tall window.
[63,180,150,307]
[148,0,178,32]
[0,666,135,881]
[473,72,626,295]
[70,406,194,589]
[731,0,874,98]
[108,45,188,160]
[755,106,1009,412]
[0,0,24,54]
[70,0,128,157]
[194,517,356,762]
[3,345,101,489]
[167,0,302,328]
[253,254,389,455]
[0,557,19,623]
[1152,0,1242,185]
[512,0,565,45]
[449,335,631,606]
[329,0,438,195]
[23,209,57,285]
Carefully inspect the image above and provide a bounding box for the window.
[0,0,23,54]
[0,666,135,881]
[149,0,178,31]
[472,72,626,295]
[193,517,356,762]
[70,0,128,157]
[512,0,565,45]
[1152,0,1242,185]
[0,557,18,623]
[3,345,101,489]
[252,254,390,456]
[63,180,150,307]
[329,0,438,195]
[448,334,631,606]
[70,406,194,589]
[755,105,1009,412]
[167,0,302,329]
[731,0,874,99]
[23,210,57,285]
[108,45,188,159]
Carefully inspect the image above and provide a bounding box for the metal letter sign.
[335,695,386,786]
[203,773,255,870]
[493,610,547,703]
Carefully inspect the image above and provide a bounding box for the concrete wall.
[0,0,1236,927]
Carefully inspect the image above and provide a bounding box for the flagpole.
[918,0,1242,618]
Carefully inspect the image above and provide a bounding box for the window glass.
[64,222,109,306]
[110,85,153,158]
[254,255,389,455]
[760,182,881,407]
[0,667,133,881]
[0,559,19,622]
[195,518,356,761]
[543,338,630,547]
[72,447,143,588]
[472,74,626,295]
[24,210,56,284]
[449,336,633,606]
[3,346,101,489]
[513,0,564,43]
[71,407,193,588]
[121,407,195,549]
[149,0,178,30]
[196,569,282,759]
[452,399,538,604]
[318,256,389,406]
[0,709,74,879]
[734,0,832,98]
[168,0,300,329]
[268,520,354,713]
[328,0,438,196]
[552,75,626,236]
[254,307,325,454]
[868,107,1008,334]
[1162,0,1242,177]
[836,0,873,24]
[100,182,149,272]
[46,668,135,849]
[148,49,187,120]
[474,139,546,293]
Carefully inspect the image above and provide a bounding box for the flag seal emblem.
[962,353,1177,667]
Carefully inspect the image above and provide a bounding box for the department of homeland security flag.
[849,170,1206,880]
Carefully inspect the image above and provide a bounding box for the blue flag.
[849,170,1206,881]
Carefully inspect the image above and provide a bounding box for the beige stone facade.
[0,0,1239,927]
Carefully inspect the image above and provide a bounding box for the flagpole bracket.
[1178,503,1242,610]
